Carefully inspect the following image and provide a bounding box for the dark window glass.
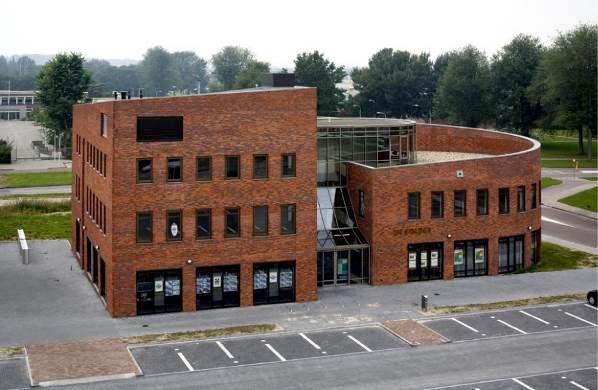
[196,209,211,239]
[136,212,152,243]
[359,190,366,217]
[167,158,182,181]
[253,155,268,179]
[281,153,296,177]
[253,206,268,236]
[137,116,183,142]
[408,192,420,219]
[225,156,240,179]
[281,204,296,234]
[137,159,152,182]
[196,157,211,181]
[431,191,444,218]
[517,185,526,212]
[454,190,466,217]
[166,211,182,240]
[476,189,489,215]
[531,183,537,209]
[225,208,240,237]
[499,188,510,214]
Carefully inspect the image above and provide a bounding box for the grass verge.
[582,177,598,181]
[541,177,562,189]
[0,346,25,359]
[0,193,71,200]
[541,159,597,168]
[520,242,598,273]
[0,171,71,188]
[558,187,598,212]
[0,199,71,240]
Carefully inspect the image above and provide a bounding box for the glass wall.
[317,248,370,286]
[454,240,488,277]
[407,242,443,281]
[499,235,524,273]
[253,261,295,305]
[136,269,182,315]
[196,265,240,310]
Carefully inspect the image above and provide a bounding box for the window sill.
[224,236,242,240]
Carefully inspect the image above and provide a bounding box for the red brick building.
[71,87,541,317]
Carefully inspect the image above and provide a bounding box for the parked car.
[587,290,598,306]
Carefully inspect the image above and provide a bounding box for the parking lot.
[421,303,597,342]
[130,325,407,376]
[0,358,29,390]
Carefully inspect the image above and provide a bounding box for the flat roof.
[317,117,415,128]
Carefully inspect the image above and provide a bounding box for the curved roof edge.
[317,117,416,128]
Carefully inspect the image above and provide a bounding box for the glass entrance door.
[317,249,370,286]
[196,265,240,310]
[408,243,443,282]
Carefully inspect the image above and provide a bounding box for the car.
[587,290,598,307]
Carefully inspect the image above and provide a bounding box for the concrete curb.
[542,234,598,255]
[36,372,137,387]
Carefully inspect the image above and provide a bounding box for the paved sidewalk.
[0,159,71,172]
[0,184,71,197]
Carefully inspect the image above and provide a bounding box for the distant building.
[0,90,37,120]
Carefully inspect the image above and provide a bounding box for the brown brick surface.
[384,320,449,346]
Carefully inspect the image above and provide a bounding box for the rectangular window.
[196,209,211,239]
[136,212,152,243]
[476,189,489,215]
[531,183,537,209]
[281,204,296,234]
[166,211,182,240]
[253,155,268,179]
[225,156,240,179]
[100,113,108,138]
[499,188,510,214]
[358,190,366,217]
[196,157,211,181]
[225,208,240,238]
[517,185,526,212]
[137,116,183,142]
[499,235,524,273]
[137,159,152,182]
[454,190,466,217]
[167,158,182,181]
[253,206,268,236]
[431,191,444,218]
[408,192,420,219]
[281,153,296,177]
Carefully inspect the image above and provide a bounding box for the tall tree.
[211,46,254,90]
[491,34,543,136]
[140,46,176,96]
[35,53,91,146]
[294,51,346,116]
[433,45,492,127]
[172,51,208,93]
[233,60,270,89]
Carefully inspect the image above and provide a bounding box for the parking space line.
[497,319,527,334]
[177,352,194,372]
[564,311,598,326]
[215,341,235,359]
[299,333,321,350]
[451,317,479,333]
[512,378,536,390]
[519,310,550,324]
[570,381,590,390]
[265,344,286,362]
[584,304,598,311]
[347,335,372,352]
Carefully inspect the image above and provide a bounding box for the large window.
[454,190,466,217]
[137,159,152,183]
[196,209,211,239]
[196,157,211,181]
[253,155,268,179]
[499,188,510,214]
[166,211,182,241]
[137,116,183,142]
[167,158,182,181]
[408,192,420,219]
[136,212,152,243]
[476,189,489,215]
[531,183,537,209]
[225,156,240,179]
[517,185,526,212]
[499,235,524,273]
[253,206,268,236]
[454,240,488,277]
[136,269,182,315]
[281,153,296,177]
[281,204,296,234]
[531,229,541,264]
[431,191,444,218]
[196,265,240,310]
[407,242,443,282]
[253,261,295,305]
[225,207,240,238]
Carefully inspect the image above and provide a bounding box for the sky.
[3,0,596,68]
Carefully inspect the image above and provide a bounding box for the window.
[499,188,510,214]
[166,211,182,240]
[358,190,366,217]
[476,189,489,215]
[136,212,152,243]
[454,190,466,217]
[225,156,240,179]
[281,204,296,234]
[167,158,182,181]
[196,209,211,239]
[499,235,524,273]
[281,153,296,177]
[517,185,526,212]
[225,207,240,238]
[196,157,211,181]
[408,192,420,219]
[431,191,444,218]
[531,183,537,209]
[137,159,152,182]
[100,113,108,138]
[454,240,488,277]
[137,116,183,142]
[253,206,268,236]
[253,155,268,179]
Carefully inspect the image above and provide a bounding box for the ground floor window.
[86,238,92,273]
[454,240,488,277]
[136,269,182,315]
[317,248,370,287]
[253,261,295,305]
[100,258,106,298]
[75,220,81,254]
[407,242,443,281]
[196,265,240,310]
[531,230,541,264]
[499,235,524,273]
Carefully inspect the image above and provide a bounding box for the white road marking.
[519,310,550,325]
[299,333,321,350]
[347,335,372,352]
[265,343,286,361]
[215,341,235,359]
[512,378,535,390]
[584,304,598,311]
[497,319,527,334]
[581,170,598,174]
[570,381,590,390]
[177,352,194,371]
[451,317,479,333]
[564,312,598,326]
[541,216,574,227]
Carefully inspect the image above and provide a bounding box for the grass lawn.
[535,131,597,168]
[582,177,598,181]
[541,159,598,168]
[558,187,598,212]
[522,242,597,273]
[0,171,71,188]
[0,199,71,240]
[541,177,562,189]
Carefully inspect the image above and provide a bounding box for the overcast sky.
[4,0,596,68]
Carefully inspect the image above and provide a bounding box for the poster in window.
[430,251,439,267]
[474,247,485,264]
[279,269,293,288]
[454,249,464,265]
[269,270,278,284]
[408,252,417,269]
[254,270,267,290]
[154,277,164,293]
[212,274,222,288]
[164,278,180,296]
[420,251,428,267]
[223,272,238,292]
[196,275,211,294]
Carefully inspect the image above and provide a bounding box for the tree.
[294,51,346,116]
[529,24,597,157]
[35,53,91,146]
[172,51,208,93]
[491,35,543,136]
[140,46,176,96]
[433,46,492,127]
[211,46,254,90]
[233,60,270,89]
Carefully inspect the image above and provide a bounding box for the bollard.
[421,295,428,311]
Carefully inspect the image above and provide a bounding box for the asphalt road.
[542,205,598,252]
